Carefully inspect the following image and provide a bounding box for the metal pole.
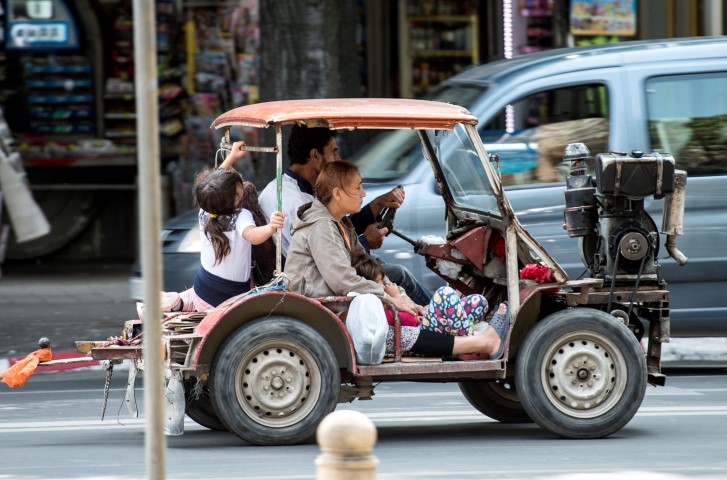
[133,1,166,479]
[275,124,283,275]
[704,0,723,36]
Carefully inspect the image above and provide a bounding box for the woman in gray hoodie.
[284,161,509,360]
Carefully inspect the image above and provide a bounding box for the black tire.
[516,308,646,439]
[210,317,340,445]
[184,377,226,431]
[459,378,532,423]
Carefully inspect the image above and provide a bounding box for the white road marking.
[2,406,727,433]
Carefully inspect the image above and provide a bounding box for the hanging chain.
[101,360,114,421]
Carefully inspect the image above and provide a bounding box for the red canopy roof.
[211,98,477,131]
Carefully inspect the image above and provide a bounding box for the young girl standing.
[180,141,285,311]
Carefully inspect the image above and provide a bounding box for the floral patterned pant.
[384,286,490,357]
[419,286,489,336]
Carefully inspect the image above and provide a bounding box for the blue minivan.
[357,36,727,337]
[132,37,727,337]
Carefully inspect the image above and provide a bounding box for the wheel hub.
[235,343,320,428]
[542,333,627,419]
[270,375,285,390]
[249,354,306,412]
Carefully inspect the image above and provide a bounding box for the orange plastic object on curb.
[0,348,52,388]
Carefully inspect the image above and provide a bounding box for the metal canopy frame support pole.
[275,124,283,274]
[133,0,166,478]
[704,0,723,36]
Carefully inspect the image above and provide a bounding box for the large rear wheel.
[458,378,532,423]
[210,317,340,445]
[516,308,646,439]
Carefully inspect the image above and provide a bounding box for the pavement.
[0,260,726,377]
[0,260,138,373]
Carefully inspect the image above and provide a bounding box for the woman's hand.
[388,294,421,317]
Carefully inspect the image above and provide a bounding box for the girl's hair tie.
[209,213,218,219]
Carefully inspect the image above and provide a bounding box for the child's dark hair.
[193,167,243,264]
[288,125,337,165]
[351,251,386,282]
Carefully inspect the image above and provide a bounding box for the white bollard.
[315,410,378,480]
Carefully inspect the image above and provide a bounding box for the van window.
[480,84,610,186]
[355,85,486,183]
[646,72,727,176]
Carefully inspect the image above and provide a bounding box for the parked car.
[131,36,727,337]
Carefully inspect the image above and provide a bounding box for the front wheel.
[516,308,646,439]
[210,317,341,445]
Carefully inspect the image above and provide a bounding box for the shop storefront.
[0,0,261,260]
[0,0,722,262]
[391,0,723,97]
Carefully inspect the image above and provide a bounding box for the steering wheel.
[377,207,397,234]
[379,206,418,247]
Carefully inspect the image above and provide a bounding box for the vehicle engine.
[563,143,688,284]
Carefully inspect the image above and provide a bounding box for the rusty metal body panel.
[90,345,143,361]
[356,358,505,381]
[183,291,357,373]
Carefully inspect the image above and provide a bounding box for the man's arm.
[348,204,376,235]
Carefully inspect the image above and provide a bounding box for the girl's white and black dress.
[193,209,255,307]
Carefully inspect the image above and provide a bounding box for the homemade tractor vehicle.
[66,99,686,444]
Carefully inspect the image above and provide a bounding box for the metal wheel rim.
[233,339,322,428]
[540,330,628,419]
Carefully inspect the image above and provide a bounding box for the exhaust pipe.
[661,169,688,266]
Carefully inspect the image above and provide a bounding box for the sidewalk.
[1,260,725,374]
[0,260,137,372]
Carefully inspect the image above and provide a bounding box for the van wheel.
[210,317,340,445]
[184,377,226,431]
[458,378,532,423]
[516,308,646,439]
